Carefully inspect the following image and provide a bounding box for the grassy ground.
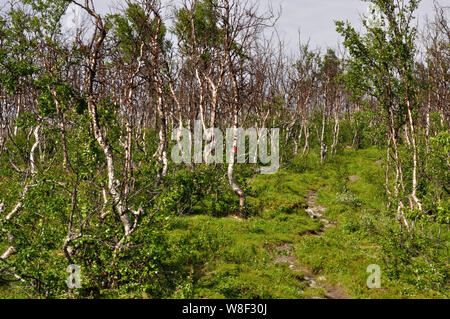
[293,148,448,299]
[2,147,448,299]
[163,147,448,299]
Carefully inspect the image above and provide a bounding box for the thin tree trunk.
[406,96,423,212]
[425,88,431,155]
[52,90,70,174]
[228,112,246,212]
[320,110,327,164]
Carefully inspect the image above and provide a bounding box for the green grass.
[2,147,448,299]
[164,198,322,298]
[0,240,30,298]
[163,147,449,299]
[159,148,381,299]
[293,148,448,299]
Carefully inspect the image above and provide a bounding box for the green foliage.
[109,3,168,63]
[336,0,421,132]
[20,0,69,33]
[174,0,222,54]
[0,0,448,301]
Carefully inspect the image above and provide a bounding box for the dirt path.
[305,191,336,233]
[275,190,348,299]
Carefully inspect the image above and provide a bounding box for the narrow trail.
[304,191,336,233]
[275,190,348,299]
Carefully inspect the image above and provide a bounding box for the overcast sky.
[270,0,446,52]
[2,0,447,52]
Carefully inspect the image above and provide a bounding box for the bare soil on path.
[275,190,349,299]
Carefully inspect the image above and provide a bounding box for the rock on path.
[274,190,349,299]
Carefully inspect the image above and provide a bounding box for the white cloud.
[63,2,81,34]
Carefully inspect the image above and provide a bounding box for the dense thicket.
[0,0,448,298]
